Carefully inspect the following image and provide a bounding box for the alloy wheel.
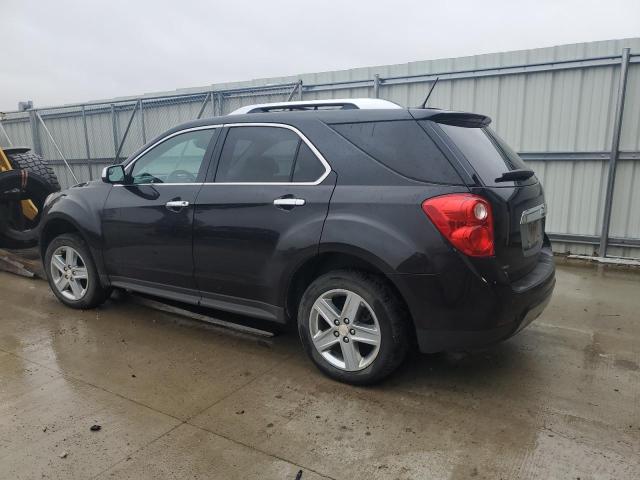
[50,246,89,301]
[309,289,381,371]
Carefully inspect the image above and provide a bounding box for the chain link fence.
[0,82,300,187]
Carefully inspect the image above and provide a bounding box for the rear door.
[432,122,547,280]
[193,123,336,321]
[102,127,219,295]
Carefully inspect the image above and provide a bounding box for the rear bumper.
[415,276,554,352]
[391,247,556,353]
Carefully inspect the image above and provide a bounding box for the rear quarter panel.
[320,183,468,274]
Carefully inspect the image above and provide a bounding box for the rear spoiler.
[410,109,491,128]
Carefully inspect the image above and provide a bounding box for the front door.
[193,124,335,322]
[102,127,219,297]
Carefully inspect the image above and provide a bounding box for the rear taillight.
[421,194,494,257]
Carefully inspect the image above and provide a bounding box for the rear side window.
[330,120,462,184]
[293,143,325,182]
[215,126,326,183]
[437,125,530,187]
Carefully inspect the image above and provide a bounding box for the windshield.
[438,124,531,187]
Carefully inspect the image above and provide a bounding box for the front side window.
[130,129,215,184]
[215,126,325,183]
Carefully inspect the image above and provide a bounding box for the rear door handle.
[165,200,189,211]
[273,198,305,207]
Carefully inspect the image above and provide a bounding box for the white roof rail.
[229,98,402,115]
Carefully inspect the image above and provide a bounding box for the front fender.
[40,181,112,279]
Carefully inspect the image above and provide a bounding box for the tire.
[44,233,111,309]
[298,270,409,385]
[0,151,60,249]
[6,151,60,191]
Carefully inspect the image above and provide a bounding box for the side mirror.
[102,165,126,184]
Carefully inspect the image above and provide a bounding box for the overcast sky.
[1,0,638,111]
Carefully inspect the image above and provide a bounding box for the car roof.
[159,106,491,138]
[173,108,450,130]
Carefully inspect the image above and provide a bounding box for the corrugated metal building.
[1,37,639,258]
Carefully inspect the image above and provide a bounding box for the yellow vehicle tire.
[0,150,60,249]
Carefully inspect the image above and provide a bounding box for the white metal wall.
[1,38,639,257]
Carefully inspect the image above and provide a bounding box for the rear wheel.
[0,151,60,249]
[298,270,409,385]
[44,233,111,309]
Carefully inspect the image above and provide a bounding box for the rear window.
[437,124,530,187]
[330,120,463,184]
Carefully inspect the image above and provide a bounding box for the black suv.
[39,99,555,384]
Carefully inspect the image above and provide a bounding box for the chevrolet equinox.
[40,99,555,384]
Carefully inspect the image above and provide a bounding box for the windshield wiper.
[495,169,535,182]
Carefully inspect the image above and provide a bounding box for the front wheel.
[44,233,111,309]
[298,270,409,385]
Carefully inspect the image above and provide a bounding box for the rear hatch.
[431,119,547,281]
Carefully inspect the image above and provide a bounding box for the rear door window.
[330,120,462,184]
[436,124,531,187]
[215,126,327,183]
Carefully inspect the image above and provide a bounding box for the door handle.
[165,200,189,211]
[273,198,305,207]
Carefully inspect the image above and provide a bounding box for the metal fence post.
[35,111,78,184]
[111,104,118,162]
[373,74,380,98]
[114,100,140,162]
[81,105,93,180]
[286,81,302,102]
[0,120,13,147]
[196,92,212,119]
[216,93,224,116]
[599,47,631,257]
[140,99,147,144]
[28,109,42,155]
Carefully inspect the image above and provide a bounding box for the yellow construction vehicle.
[0,146,60,248]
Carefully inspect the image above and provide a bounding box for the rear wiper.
[494,169,535,182]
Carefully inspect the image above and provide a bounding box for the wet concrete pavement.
[0,264,638,479]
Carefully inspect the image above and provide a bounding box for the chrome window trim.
[210,123,330,186]
[118,122,331,187]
